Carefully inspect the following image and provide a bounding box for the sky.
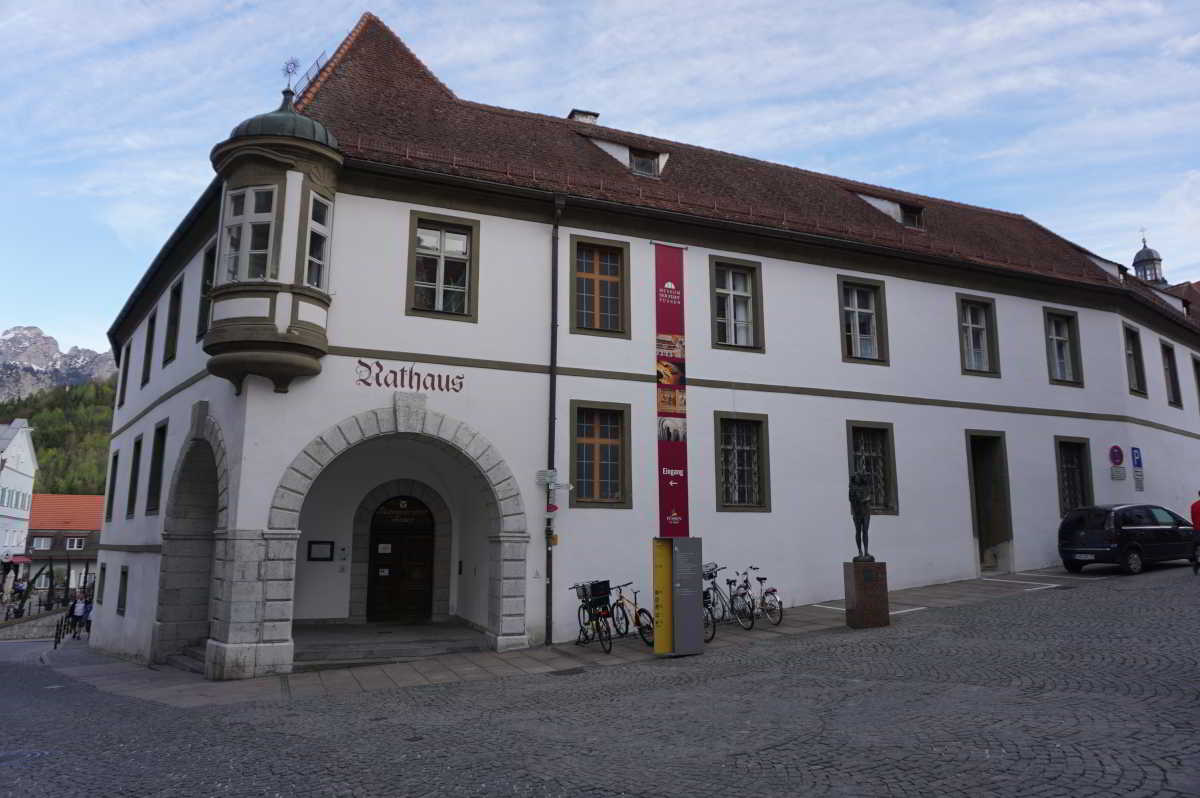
[1,0,1197,354]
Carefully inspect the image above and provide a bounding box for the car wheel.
[1120,548,1144,575]
[1063,560,1084,574]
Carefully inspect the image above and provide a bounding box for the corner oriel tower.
[203,88,343,393]
[1132,236,1166,287]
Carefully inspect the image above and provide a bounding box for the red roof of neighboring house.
[296,13,1123,294]
[29,494,105,532]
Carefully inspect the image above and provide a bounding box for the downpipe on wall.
[545,195,565,645]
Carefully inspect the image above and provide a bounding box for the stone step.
[183,645,207,660]
[293,636,482,662]
[166,652,205,674]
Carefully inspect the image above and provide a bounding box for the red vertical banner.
[655,243,689,537]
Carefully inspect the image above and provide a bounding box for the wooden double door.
[367,496,435,623]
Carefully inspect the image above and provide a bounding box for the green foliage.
[0,377,115,494]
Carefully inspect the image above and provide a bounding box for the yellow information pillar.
[652,538,674,655]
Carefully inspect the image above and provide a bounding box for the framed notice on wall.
[307,541,334,561]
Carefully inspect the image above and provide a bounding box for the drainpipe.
[545,195,565,646]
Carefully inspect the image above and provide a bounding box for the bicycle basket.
[574,583,590,600]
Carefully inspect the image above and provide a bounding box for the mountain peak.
[0,326,115,402]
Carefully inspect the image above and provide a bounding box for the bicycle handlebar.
[749,565,760,571]
[610,581,633,591]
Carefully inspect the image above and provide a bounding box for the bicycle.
[702,590,717,643]
[570,580,613,653]
[747,565,782,625]
[703,562,754,630]
[609,582,654,646]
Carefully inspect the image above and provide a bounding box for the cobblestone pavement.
[4,563,1200,797]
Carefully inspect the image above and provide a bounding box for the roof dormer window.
[857,193,925,230]
[630,148,659,177]
[900,203,923,229]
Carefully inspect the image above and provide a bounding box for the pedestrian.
[83,598,93,637]
[70,592,87,639]
[1191,490,1200,576]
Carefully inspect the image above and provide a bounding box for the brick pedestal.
[844,561,889,629]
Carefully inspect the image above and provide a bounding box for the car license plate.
[1074,554,1095,561]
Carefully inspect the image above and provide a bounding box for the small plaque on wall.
[307,541,334,561]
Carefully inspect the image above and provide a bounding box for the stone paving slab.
[39,571,1086,707]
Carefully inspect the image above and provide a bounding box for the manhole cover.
[0,751,47,766]
[548,667,585,676]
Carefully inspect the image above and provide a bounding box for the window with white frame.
[66,537,86,551]
[958,298,998,374]
[34,573,49,590]
[32,537,51,550]
[714,265,756,347]
[413,223,471,314]
[1044,310,1081,385]
[222,186,276,282]
[842,281,884,361]
[306,195,332,289]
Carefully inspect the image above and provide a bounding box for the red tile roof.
[1169,281,1200,316]
[29,494,105,532]
[297,13,1121,291]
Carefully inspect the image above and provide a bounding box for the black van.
[1058,504,1197,574]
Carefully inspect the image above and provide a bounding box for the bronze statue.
[849,470,874,562]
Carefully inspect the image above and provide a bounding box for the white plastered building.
[0,419,36,584]
[92,13,1200,679]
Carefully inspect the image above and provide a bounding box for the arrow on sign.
[668,480,678,486]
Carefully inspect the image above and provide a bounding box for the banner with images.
[655,243,689,537]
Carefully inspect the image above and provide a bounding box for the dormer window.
[221,185,276,282]
[900,203,923,229]
[857,193,925,230]
[630,148,659,177]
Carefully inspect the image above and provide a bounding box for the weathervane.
[1139,226,1148,247]
[283,57,301,89]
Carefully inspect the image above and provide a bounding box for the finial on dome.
[282,57,301,89]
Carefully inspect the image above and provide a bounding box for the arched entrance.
[271,393,529,651]
[152,401,229,663]
[367,496,435,622]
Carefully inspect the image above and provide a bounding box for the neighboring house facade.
[27,494,104,599]
[93,13,1200,680]
[0,419,36,588]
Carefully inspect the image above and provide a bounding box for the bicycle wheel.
[711,588,730,622]
[763,593,783,626]
[732,593,755,630]
[612,603,630,637]
[703,606,716,642]
[577,604,592,642]
[636,608,654,646]
[595,616,613,653]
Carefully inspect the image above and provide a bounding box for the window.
[900,203,924,229]
[140,312,156,387]
[305,195,333,289]
[630,148,659,176]
[96,563,106,605]
[846,421,898,514]
[1194,357,1200,415]
[163,280,183,366]
[838,276,889,364]
[105,451,119,522]
[118,342,131,407]
[222,186,276,281]
[1118,506,1152,528]
[570,236,630,338]
[197,243,216,339]
[711,257,765,352]
[957,294,999,376]
[126,435,142,518]
[1162,342,1182,408]
[1043,309,1083,386]
[117,565,128,616]
[1054,436,1093,516]
[145,420,168,515]
[714,412,771,511]
[1124,325,1147,396]
[34,573,49,590]
[405,212,480,323]
[32,537,51,550]
[66,538,86,551]
[569,401,631,508]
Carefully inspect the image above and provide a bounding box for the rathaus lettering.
[355,359,465,392]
